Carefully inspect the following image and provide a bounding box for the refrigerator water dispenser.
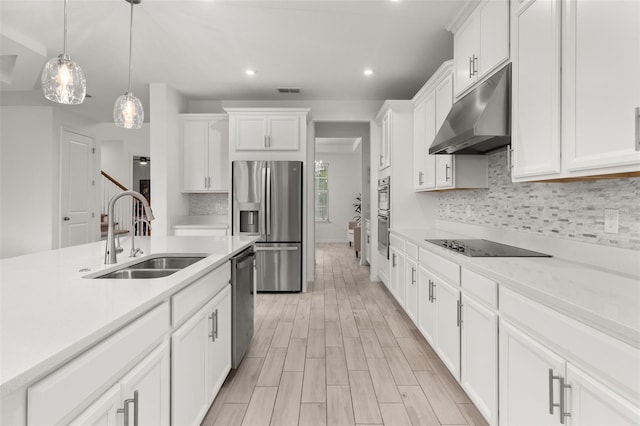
[239,210,259,234]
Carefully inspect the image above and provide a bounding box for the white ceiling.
[0,0,464,122]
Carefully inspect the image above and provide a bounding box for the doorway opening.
[313,122,371,267]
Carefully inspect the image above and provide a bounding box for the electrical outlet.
[604,209,619,234]
[466,205,472,218]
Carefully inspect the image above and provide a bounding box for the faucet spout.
[105,190,154,264]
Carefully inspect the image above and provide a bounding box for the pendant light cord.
[127,0,134,94]
[63,0,68,55]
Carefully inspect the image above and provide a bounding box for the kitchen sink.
[97,269,179,279]
[127,256,205,270]
[93,256,206,279]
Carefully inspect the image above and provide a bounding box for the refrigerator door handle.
[255,246,299,252]
[266,167,272,236]
[261,166,267,236]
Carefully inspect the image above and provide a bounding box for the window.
[315,161,329,222]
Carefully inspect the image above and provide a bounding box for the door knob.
[63,217,70,221]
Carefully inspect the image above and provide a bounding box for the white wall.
[315,147,362,242]
[1,107,54,258]
[96,123,150,190]
[0,106,98,258]
[150,83,189,236]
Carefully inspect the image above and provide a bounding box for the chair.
[347,221,361,257]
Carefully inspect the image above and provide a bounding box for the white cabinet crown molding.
[412,60,454,105]
[446,0,483,33]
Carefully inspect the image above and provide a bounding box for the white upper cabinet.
[379,109,392,170]
[412,98,427,189]
[512,0,640,181]
[412,61,488,192]
[227,109,307,151]
[182,115,229,192]
[454,0,509,98]
[511,0,562,179]
[561,0,640,175]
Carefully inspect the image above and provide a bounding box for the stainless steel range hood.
[429,64,511,155]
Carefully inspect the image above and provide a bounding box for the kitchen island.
[1,235,258,425]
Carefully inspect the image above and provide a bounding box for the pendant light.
[41,0,86,105]
[114,0,144,129]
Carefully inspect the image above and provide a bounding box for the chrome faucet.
[105,191,155,264]
[130,218,151,258]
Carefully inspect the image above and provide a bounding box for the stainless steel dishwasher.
[231,246,255,368]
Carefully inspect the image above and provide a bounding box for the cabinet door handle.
[214,309,219,339]
[380,154,383,166]
[392,253,396,267]
[560,378,571,424]
[208,311,215,341]
[367,235,370,244]
[445,164,451,181]
[635,107,639,151]
[472,54,478,76]
[469,57,473,78]
[549,369,561,415]
[411,267,416,285]
[418,171,424,185]
[117,390,138,426]
[456,299,462,327]
[428,280,432,301]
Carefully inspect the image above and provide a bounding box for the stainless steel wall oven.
[377,177,390,258]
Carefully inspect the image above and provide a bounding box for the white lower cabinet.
[172,285,231,426]
[70,342,170,426]
[389,247,405,306]
[500,319,640,425]
[499,320,565,425]
[434,277,461,379]
[460,294,498,425]
[404,257,418,324]
[417,265,437,346]
[566,364,640,425]
[69,384,121,426]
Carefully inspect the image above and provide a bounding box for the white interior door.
[60,130,96,248]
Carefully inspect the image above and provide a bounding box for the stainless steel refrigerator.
[232,161,302,292]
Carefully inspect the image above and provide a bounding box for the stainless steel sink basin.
[93,256,206,279]
[127,256,205,270]
[97,269,178,279]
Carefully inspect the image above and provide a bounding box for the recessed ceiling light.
[363,68,374,77]
[245,69,256,76]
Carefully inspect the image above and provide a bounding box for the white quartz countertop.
[390,228,640,348]
[0,235,258,395]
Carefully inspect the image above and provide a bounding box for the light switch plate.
[604,209,619,234]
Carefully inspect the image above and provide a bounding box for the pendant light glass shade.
[114,0,143,129]
[114,92,144,129]
[41,0,86,104]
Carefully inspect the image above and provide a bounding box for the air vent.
[277,88,301,94]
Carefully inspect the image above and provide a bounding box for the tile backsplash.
[438,151,640,250]
[189,194,229,216]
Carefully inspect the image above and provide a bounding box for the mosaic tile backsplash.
[438,151,640,250]
[189,194,229,216]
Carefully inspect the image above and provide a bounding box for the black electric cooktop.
[425,239,551,258]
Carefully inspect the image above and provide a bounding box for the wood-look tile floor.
[202,243,488,426]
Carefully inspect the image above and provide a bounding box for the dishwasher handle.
[234,248,255,269]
